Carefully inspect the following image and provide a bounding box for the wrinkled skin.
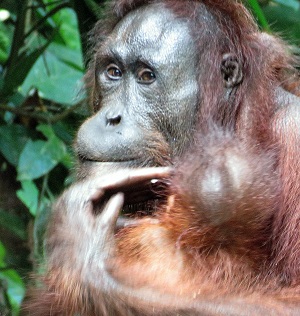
[23,1,300,315]
[76,4,199,178]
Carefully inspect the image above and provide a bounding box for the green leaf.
[274,0,300,11]
[0,124,28,166]
[247,0,270,31]
[37,124,68,161]
[51,8,83,50]
[0,241,6,267]
[17,139,49,180]
[0,269,25,314]
[262,4,300,43]
[0,210,27,240]
[0,21,10,63]
[37,124,55,139]
[17,125,67,180]
[16,180,39,217]
[2,40,51,97]
[53,121,75,145]
[48,42,84,71]
[20,42,84,105]
[0,241,24,314]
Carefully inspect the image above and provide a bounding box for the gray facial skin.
[76,3,198,174]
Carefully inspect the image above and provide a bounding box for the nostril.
[106,115,122,126]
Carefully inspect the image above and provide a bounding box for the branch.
[28,0,69,9]
[0,101,84,123]
[25,2,70,38]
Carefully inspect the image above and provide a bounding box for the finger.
[89,167,171,202]
[96,193,125,237]
[116,217,160,228]
[99,167,171,191]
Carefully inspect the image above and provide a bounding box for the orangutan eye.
[137,68,156,84]
[106,64,122,80]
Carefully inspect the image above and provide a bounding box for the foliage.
[248,0,300,45]
[0,0,90,314]
[0,0,299,314]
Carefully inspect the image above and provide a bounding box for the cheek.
[161,62,199,111]
[163,79,199,125]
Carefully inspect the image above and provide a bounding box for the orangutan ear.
[221,53,243,88]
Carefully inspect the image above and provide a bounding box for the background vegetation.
[0,0,299,314]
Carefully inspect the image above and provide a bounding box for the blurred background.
[0,0,299,314]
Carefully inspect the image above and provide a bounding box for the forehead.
[101,3,195,64]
